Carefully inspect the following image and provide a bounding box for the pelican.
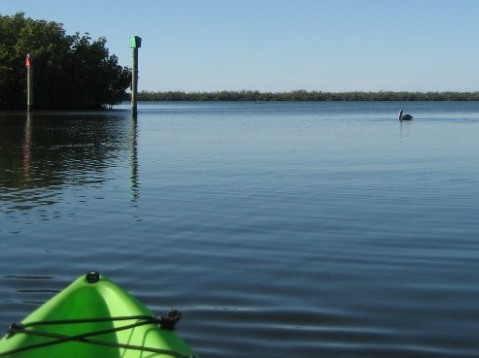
[399,109,413,121]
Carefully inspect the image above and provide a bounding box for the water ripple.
[2,103,479,357]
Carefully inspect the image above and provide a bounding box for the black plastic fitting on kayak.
[85,271,100,284]
[158,309,181,330]
[5,323,23,338]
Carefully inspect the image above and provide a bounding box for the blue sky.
[3,0,479,92]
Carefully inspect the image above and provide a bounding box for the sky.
[2,0,479,92]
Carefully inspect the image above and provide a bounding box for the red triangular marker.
[25,54,31,68]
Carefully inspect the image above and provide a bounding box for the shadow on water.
[0,110,139,210]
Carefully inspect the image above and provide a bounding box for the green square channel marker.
[129,36,142,48]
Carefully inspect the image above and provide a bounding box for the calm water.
[1,101,479,357]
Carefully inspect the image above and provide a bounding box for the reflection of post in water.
[130,115,139,202]
[22,112,32,185]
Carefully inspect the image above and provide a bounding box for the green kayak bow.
[0,272,198,357]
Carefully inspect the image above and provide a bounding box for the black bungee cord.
[0,312,196,358]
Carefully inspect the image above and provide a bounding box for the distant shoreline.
[138,90,479,102]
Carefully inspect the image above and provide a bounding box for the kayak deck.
[0,272,198,357]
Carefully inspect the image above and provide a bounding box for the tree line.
[0,13,131,110]
[138,90,479,102]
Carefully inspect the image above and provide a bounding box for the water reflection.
[398,117,413,142]
[0,110,138,210]
[22,112,32,186]
[130,115,139,202]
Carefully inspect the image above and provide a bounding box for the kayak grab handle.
[85,271,100,283]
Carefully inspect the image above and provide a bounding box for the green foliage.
[138,90,479,102]
[0,13,131,109]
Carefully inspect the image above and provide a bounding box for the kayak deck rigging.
[3,313,188,358]
[0,271,198,358]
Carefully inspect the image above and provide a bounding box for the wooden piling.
[26,54,33,112]
[129,36,142,116]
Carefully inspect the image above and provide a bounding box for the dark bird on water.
[399,109,413,121]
